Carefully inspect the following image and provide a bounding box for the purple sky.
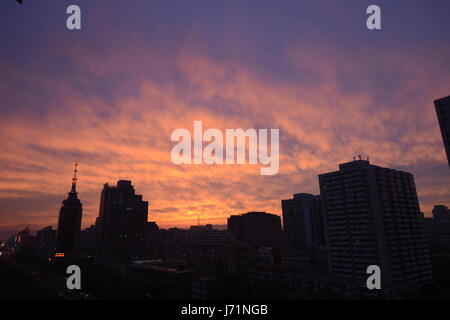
[0,0,449,240]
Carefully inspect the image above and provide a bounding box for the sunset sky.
[1,0,449,240]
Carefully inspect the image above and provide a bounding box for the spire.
[64,163,81,204]
[70,162,78,194]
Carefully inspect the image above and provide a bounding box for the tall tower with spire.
[56,163,83,257]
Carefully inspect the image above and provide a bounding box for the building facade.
[319,159,433,289]
[96,180,148,262]
[281,193,327,274]
[282,193,325,250]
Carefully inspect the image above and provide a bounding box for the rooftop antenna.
[71,162,78,193]
[197,213,200,226]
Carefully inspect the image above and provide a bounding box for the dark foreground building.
[228,211,281,248]
[56,164,82,257]
[96,180,148,263]
[435,96,450,168]
[319,159,433,291]
[228,211,282,263]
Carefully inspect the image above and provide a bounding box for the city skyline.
[2,156,448,242]
[3,157,450,300]
[1,0,450,241]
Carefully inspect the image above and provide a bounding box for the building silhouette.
[96,180,148,262]
[36,226,57,260]
[228,211,282,263]
[144,221,161,258]
[281,193,327,274]
[79,225,97,257]
[424,205,450,249]
[319,159,433,289]
[56,163,82,257]
[432,205,450,223]
[12,226,37,260]
[282,193,324,249]
[435,96,450,168]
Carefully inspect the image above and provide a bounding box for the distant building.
[188,229,236,276]
[79,225,97,257]
[432,205,450,223]
[282,193,325,249]
[145,221,161,258]
[281,193,327,274]
[96,180,148,263]
[319,159,433,290]
[13,227,37,259]
[36,226,57,260]
[228,212,282,247]
[227,211,282,263]
[56,164,82,257]
[189,224,213,243]
[424,205,450,247]
[435,96,450,168]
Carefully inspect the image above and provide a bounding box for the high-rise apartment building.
[96,180,148,262]
[319,159,433,289]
